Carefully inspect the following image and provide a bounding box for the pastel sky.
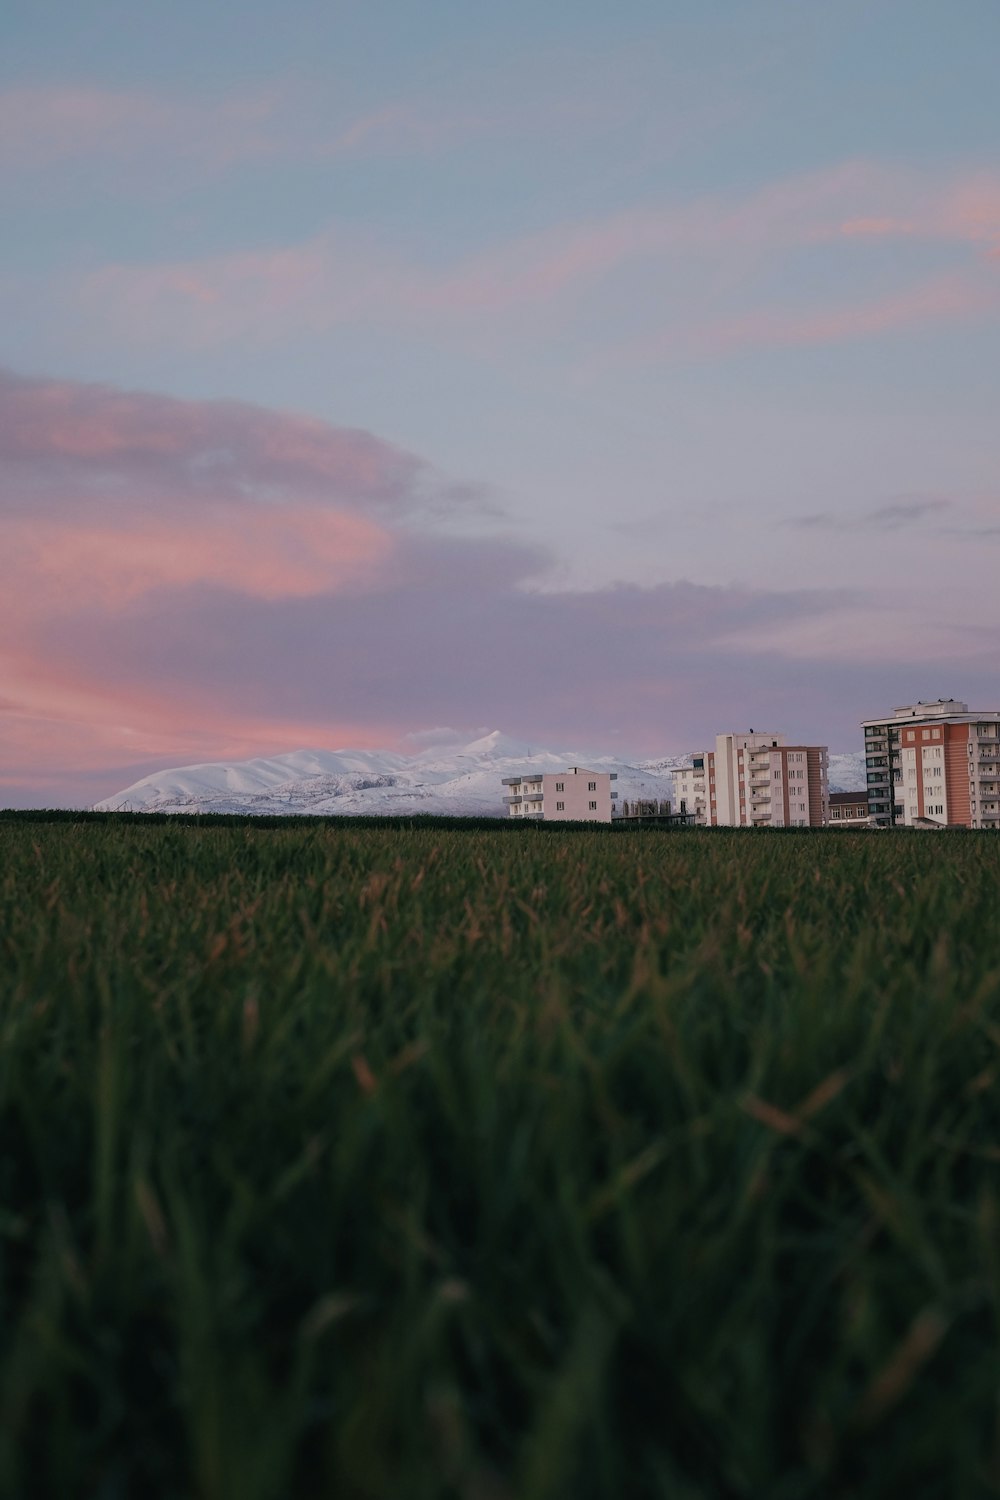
[3,0,1000,806]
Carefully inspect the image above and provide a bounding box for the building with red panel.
[861,700,1000,828]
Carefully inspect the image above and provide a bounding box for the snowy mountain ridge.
[96,731,867,817]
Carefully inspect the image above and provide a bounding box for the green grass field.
[2,815,1000,1499]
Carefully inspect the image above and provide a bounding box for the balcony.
[523,793,544,804]
[503,795,523,805]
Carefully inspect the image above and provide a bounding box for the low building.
[616,798,696,827]
[828,790,870,825]
[673,731,829,828]
[502,767,616,822]
[862,699,1000,828]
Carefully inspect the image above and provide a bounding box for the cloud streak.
[72,160,1000,359]
[788,497,953,531]
[0,84,287,174]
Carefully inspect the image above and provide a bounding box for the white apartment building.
[673,731,829,828]
[862,700,1000,828]
[501,767,616,822]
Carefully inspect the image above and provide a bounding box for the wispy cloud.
[789,497,953,531]
[0,84,285,172]
[73,160,1000,357]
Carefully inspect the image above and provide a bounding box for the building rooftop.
[863,701,1000,727]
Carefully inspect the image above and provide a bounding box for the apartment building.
[672,731,829,827]
[862,700,1000,828]
[501,767,616,821]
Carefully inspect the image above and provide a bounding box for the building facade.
[862,700,1000,828]
[502,767,616,821]
[828,790,870,825]
[673,731,829,828]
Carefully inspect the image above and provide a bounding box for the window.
[555,781,564,792]
[588,781,596,791]
[588,801,597,811]
[556,801,565,811]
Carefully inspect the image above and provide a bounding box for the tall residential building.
[501,767,616,821]
[862,700,1000,828]
[672,731,829,828]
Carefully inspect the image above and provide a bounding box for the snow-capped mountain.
[95,732,868,817]
[827,752,867,792]
[94,731,687,817]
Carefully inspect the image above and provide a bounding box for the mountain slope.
[94,731,686,817]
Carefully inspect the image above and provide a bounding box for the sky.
[2,0,999,806]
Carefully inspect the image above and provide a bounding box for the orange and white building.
[672,731,829,828]
[862,700,1000,828]
[502,767,616,821]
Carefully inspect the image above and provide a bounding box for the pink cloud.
[839,217,914,238]
[698,272,994,353]
[0,634,393,799]
[2,507,390,616]
[595,268,1000,371]
[76,159,1000,350]
[0,84,283,172]
[0,369,425,502]
[0,370,467,790]
[0,83,458,183]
